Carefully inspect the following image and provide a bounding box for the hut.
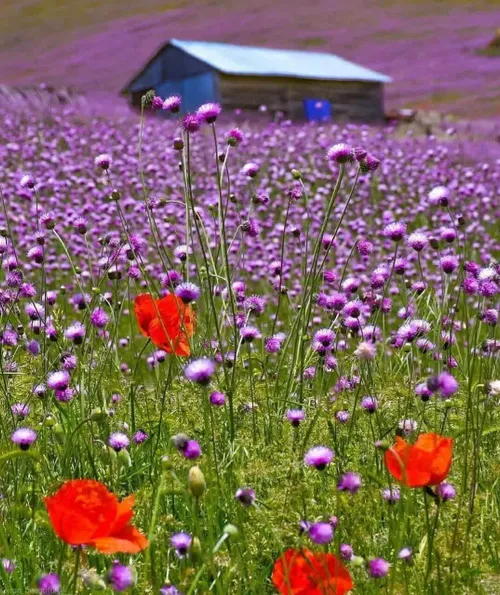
[121,39,391,122]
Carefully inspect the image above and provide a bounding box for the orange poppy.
[272,549,353,595]
[134,293,194,357]
[44,479,149,554]
[384,432,453,488]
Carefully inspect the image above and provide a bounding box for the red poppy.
[384,432,453,488]
[134,293,194,357]
[272,549,353,595]
[44,479,149,554]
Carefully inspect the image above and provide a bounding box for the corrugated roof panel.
[170,39,391,83]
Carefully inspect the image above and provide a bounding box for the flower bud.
[187,466,206,498]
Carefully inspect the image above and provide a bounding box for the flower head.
[337,472,362,494]
[304,446,334,470]
[308,522,334,545]
[385,432,453,487]
[44,480,148,553]
[184,358,216,385]
[107,561,135,592]
[135,294,194,357]
[38,573,60,594]
[170,532,192,558]
[108,432,130,452]
[368,557,391,578]
[11,427,37,450]
[272,549,353,595]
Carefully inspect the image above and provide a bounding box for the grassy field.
[0,97,499,593]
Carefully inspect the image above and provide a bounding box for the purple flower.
[326,143,354,163]
[286,409,305,426]
[2,559,16,574]
[407,231,428,252]
[428,186,449,207]
[64,322,86,344]
[133,430,148,444]
[47,370,70,391]
[107,561,134,592]
[368,557,391,578]
[108,432,130,452]
[94,154,112,170]
[383,221,406,242]
[184,359,216,385]
[242,162,259,178]
[175,282,201,304]
[381,487,400,504]
[182,113,201,133]
[436,482,456,501]
[235,487,256,507]
[398,547,413,563]
[11,428,37,450]
[196,102,221,123]
[340,544,354,561]
[209,391,226,406]
[240,325,262,343]
[38,573,60,594]
[304,446,334,470]
[361,396,379,413]
[11,403,30,418]
[160,586,183,595]
[337,472,362,494]
[20,173,35,189]
[335,410,350,424]
[170,532,192,558]
[308,522,334,545]
[162,95,181,113]
[440,255,459,274]
[225,127,244,147]
[182,440,202,460]
[90,308,109,328]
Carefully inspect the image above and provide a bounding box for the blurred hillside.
[1,0,500,117]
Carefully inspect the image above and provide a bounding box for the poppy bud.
[351,555,365,567]
[187,466,206,498]
[190,537,202,561]
[90,408,108,423]
[117,448,132,468]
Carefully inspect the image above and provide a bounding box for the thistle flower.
[304,446,334,470]
[11,428,37,450]
[196,102,221,123]
[170,532,192,558]
[162,95,181,113]
[337,472,362,494]
[94,154,112,170]
[175,282,201,304]
[106,561,135,592]
[367,558,391,578]
[38,573,61,594]
[286,409,305,426]
[184,359,216,385]
[235,487,256,507]
[326,143,354,163]
[108,432,130,452]
[308,522,334,545]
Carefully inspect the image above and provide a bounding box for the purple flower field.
[2,0,500,117]
[0,87,499,593]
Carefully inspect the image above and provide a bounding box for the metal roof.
[170,39,392,83]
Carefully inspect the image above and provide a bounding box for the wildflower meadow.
[0,96,499,594]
